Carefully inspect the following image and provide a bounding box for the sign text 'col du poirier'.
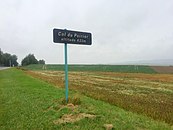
[53,29,92,45]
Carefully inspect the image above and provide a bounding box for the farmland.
[23,64,157,73]
[151,66,173,74]
[24,64,173,125]
[1,68,173,129]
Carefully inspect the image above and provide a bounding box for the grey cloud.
[0,0,173,64]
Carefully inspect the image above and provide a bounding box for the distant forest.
[0,49,45,67]
[0,48,18,67]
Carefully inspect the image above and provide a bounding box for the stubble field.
[27,70,173,125]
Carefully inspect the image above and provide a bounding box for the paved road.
[0,67,10,70]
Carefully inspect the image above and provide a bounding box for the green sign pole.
[53,28,92,103]
[64,43,68,103]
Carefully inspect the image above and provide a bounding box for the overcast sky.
[0,0,173,64]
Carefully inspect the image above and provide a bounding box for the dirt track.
[151,66,173,74]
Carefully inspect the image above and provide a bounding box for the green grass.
[22,64,156,73]
[0,68,172,129]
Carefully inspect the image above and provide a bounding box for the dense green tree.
[11,55,18,66]
[21,54,38,66]
[0,48,2,65]
[2,53,11,66]
[38,59,45,64]
[0,49,18,67]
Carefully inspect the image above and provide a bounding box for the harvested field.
[151,66,173,74]
[27,70,173,125]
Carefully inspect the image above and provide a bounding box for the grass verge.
[0,68,172,129]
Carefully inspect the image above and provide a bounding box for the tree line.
[0,49,18,67]
[21,54,45,66]
[0,48,45,67]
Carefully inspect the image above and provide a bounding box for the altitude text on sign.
[53,29,92,45]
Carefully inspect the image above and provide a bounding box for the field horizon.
[22,64,173,74]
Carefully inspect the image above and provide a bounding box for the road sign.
[53,28,92,103]
[53,29,92,45]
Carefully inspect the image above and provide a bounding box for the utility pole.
[9,60,11,67]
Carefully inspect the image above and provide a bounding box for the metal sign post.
[64,43,68,102]
[53,28,92,103]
